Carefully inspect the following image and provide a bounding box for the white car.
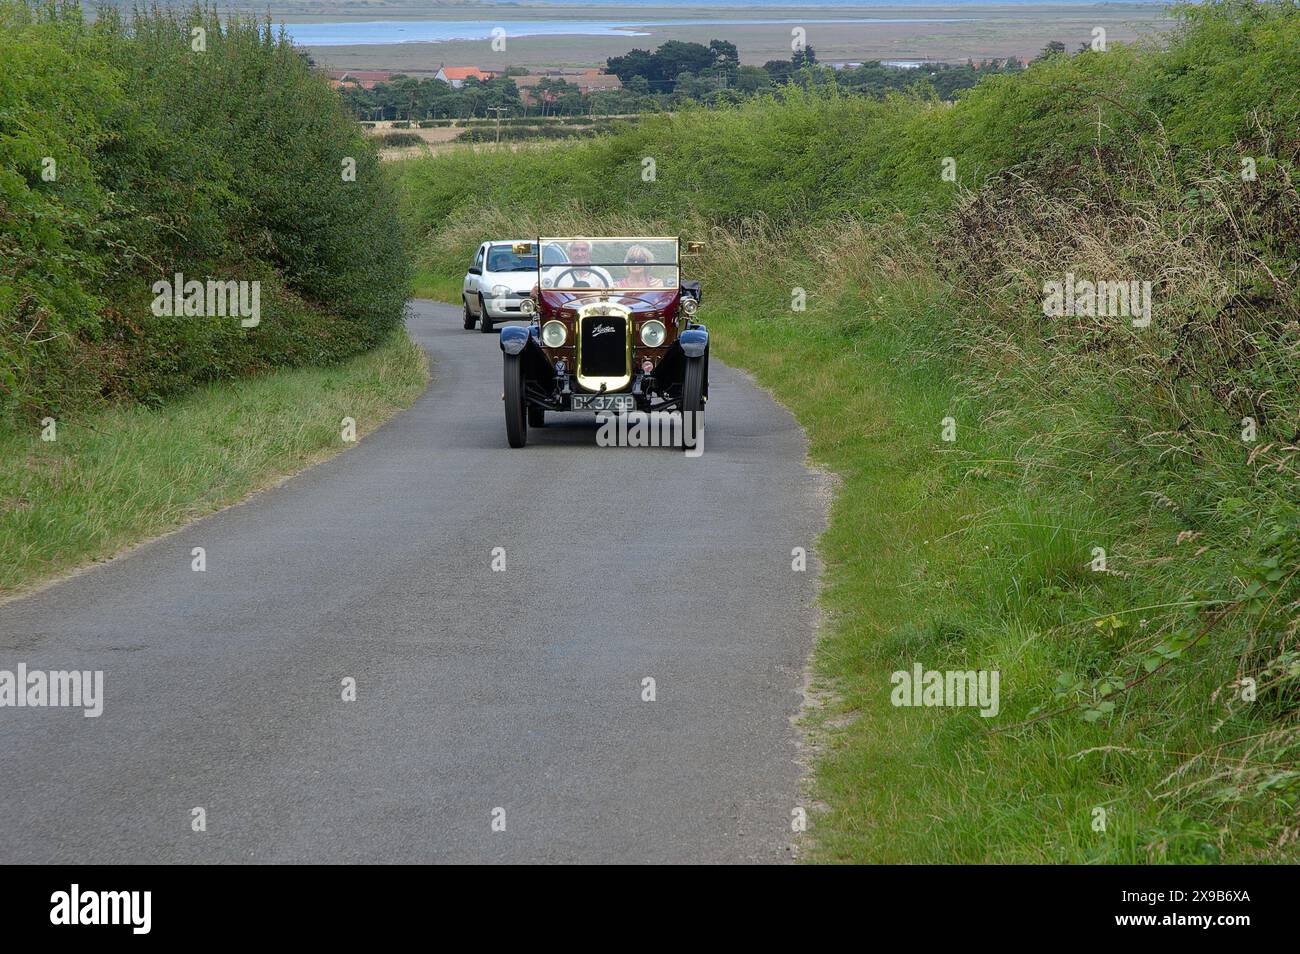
[462,240,539,333]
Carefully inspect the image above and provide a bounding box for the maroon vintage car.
[498,236,709,448]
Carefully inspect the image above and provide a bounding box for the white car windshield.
[487,244,537,272]
[538,238,679,291]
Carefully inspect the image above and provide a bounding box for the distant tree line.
[340,74,526,121]
[338,38,1100,121]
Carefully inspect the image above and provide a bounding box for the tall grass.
[399,0,1300,861]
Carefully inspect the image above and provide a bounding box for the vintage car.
[462,240,539,333]
[499,236,708,447]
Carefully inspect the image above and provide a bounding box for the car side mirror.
[468,266,481,275]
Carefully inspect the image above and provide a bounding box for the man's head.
[568,239,592,266]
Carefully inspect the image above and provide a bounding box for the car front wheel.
[504,354,527,448]
[463,297,476,329]
[479,296,494,333]
[682,355,705,448]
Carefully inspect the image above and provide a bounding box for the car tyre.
[504,354,528,448]
[682,355,705,449]
[479,295,494,333]
[462,297,476,329]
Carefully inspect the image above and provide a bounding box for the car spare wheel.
[463,297,475,329]
[479,296,494,333]
[504,354,527,448]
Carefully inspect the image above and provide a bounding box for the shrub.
[0,0,409,425]
[379,132,424,147]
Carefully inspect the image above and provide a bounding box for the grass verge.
[706,248,1280,864]
[0,329,428,599]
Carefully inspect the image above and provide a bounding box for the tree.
[735,64,771,93]
[606,48,656,84]
[763,59,794,84]
[792,45,817,69]
[654,40,716,89]
[1036,40,1067,61]
[708,39,739,77]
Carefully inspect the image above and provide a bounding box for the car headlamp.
[491,284,510,299]
[680,296,699,317]
[639,319,667,348]
[541,320,568,348]
[519,297,535,316]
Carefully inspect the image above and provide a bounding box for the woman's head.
[624,246,654,268]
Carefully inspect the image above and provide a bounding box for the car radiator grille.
[579,315,628,378]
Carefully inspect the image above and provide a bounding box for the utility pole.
[488,105,507,144]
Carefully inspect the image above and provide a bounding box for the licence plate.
[571,393,634,412]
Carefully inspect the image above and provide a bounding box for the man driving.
[563,239,612,288]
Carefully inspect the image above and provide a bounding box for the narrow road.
[0,301,825,863]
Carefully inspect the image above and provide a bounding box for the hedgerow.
[0,0,409,425]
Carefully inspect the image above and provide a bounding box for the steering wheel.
[551,266,610,289]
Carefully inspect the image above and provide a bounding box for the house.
[434,66,497,88]
[513,69,622,106]
[326,70,393,91]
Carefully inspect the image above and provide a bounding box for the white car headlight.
[491,284,510,299]
[541,320,568,348]
[640,319,666,347]
[680,296,698,317]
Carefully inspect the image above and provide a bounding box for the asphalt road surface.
[0,301,826,864]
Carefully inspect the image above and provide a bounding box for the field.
[363,117,631,159]
[298,3,1174,71]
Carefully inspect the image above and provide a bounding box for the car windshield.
[487,244,538,272]
[538,237,679,291]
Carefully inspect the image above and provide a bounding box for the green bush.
[0,0,409,425]
[452,123,616,143]
[380,131,424,147]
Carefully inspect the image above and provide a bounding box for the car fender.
[679,326,709,359]
[499,325,530,355]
